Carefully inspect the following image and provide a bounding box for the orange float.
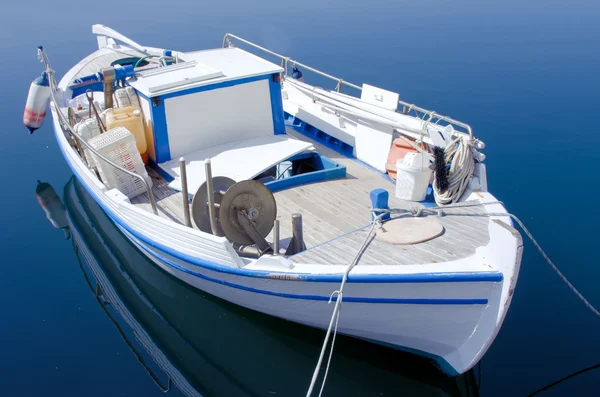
[386,137,427,180]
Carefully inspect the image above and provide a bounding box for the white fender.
[23,72,51,133]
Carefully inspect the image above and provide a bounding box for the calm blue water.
[2,0,600,395]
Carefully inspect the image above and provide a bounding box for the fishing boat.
[55,176,481,396]
[26,25,523,376]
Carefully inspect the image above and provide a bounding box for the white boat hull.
[118,225,517,376]
[50,45,522,377]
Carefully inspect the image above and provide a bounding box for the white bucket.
[395,153,432,201]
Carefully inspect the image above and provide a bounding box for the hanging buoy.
[36,180,70,238]
[292,66,303,82]
[23,71,51,133]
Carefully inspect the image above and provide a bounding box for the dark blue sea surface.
[2,0,599,395]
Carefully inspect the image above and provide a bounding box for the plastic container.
[395,152,432,201]
[386,137,427,181]
[113,86,140,109]
[105,106,148,164]
[87,126,152,199]
[74,118,102,162]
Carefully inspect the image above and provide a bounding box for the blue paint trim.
[370,189,391,221]
[265,153,346,193]
[150,98,170,163]
[160,74,270,100]
[55,127,503,285]
[285,113,442,206]
[284,112,354,156]
[269,75,286,135]
[71,84,103,98]
[139,75,281,163]
[266,167,345,193]
[130,236,488,305]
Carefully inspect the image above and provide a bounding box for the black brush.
[432,146,449,193]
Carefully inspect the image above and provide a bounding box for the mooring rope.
[432,136,475,206]
[306,218,381,397]
[370,205,600,318]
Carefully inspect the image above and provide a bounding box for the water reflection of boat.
[61,176,480,396]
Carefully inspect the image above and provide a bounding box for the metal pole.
[101,67,115,109]
[292,213,305,254]
[86,89,107,132]
[273,219,280,255]
[205,158,218,236]
[179,157,192,227]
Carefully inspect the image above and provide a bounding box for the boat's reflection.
[53,176,480,397]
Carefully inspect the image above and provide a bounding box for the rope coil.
[432,136,476,206]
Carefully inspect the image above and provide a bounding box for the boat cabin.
[125,47,344,195]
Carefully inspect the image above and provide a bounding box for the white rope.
[317,291,342,397]
[306,219,380,397]
[432,136,475,206]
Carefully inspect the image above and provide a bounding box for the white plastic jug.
[395,152,432,201]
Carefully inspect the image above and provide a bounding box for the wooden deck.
[129,128,490,266]
[79,50,490,266]
[270,129,490,265]
[130,167,189,226]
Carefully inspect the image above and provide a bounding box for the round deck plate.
[191,176,235,234]
[376,217,444,245]
[219,180,277,245]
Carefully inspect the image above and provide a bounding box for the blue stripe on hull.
[54,118,503,286]
[126,232,488,305]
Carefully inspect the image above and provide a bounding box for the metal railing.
[40,48,158,215]
[222,33,473,139]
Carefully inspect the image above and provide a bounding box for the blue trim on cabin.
[269,75,286,135]
[135,74,282,163]
[132,91,160,163]
[149,97,170,163]
[130,235,488,305]
[55,123,503,285]
[158,74,270,100]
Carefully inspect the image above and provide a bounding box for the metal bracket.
[237,210,272,254]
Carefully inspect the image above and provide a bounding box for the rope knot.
[411,207,423,217]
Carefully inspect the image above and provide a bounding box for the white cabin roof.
[129,47,283,97]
